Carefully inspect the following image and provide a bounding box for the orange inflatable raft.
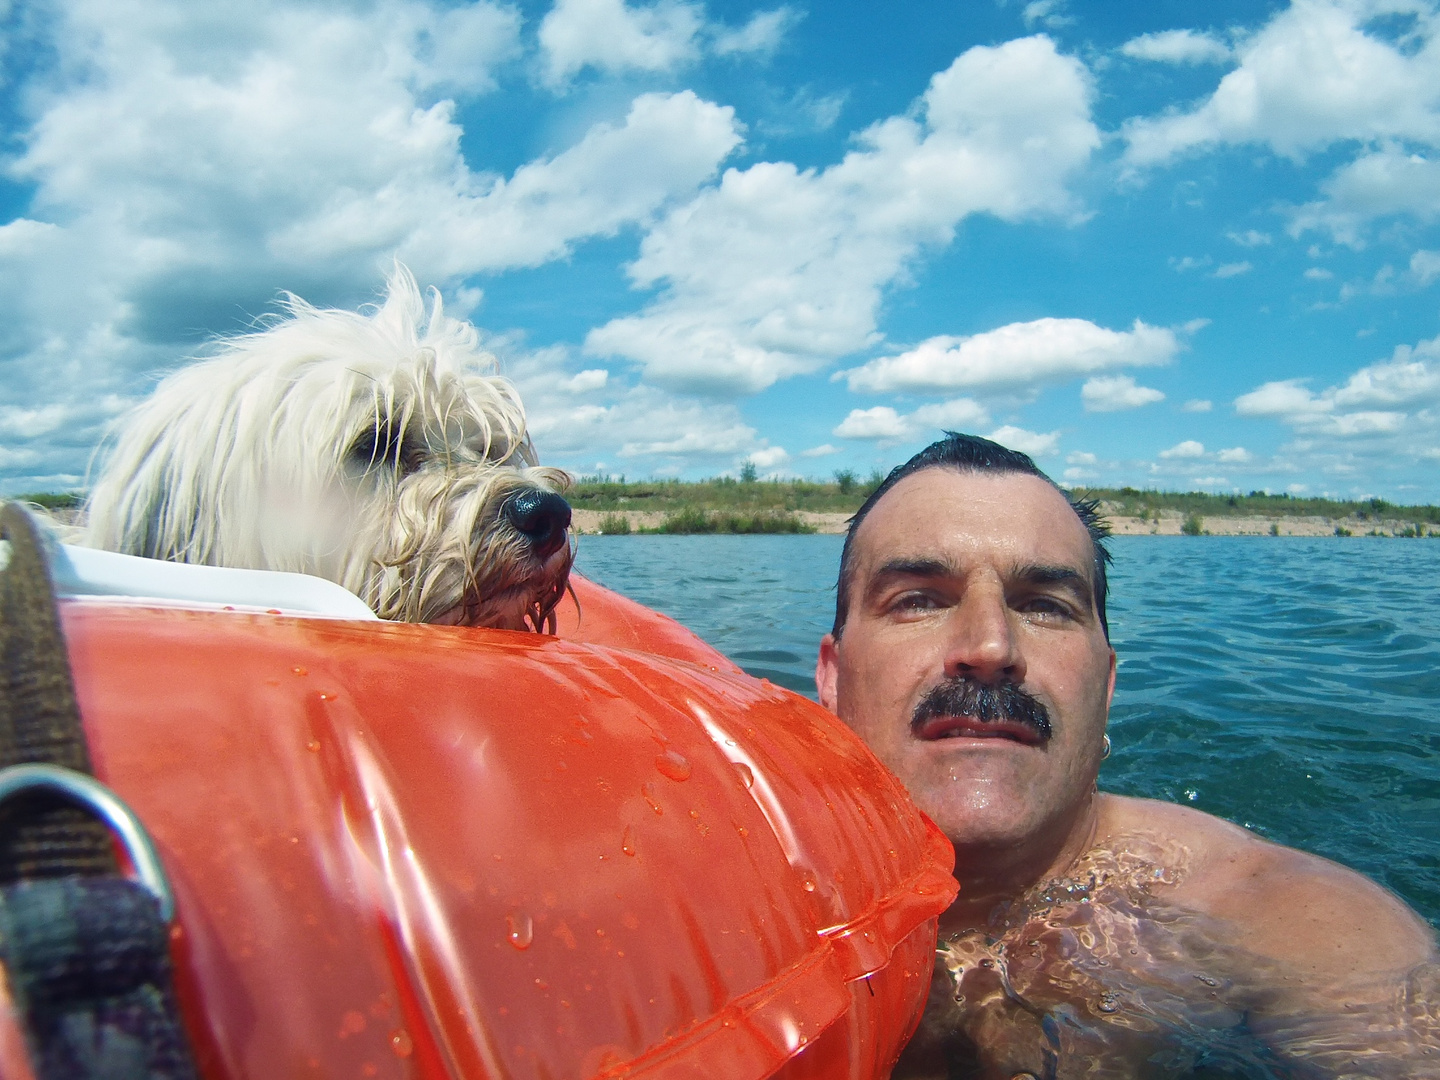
[50,549,956,1080]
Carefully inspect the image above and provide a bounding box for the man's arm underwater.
[1110,796,1440,1076]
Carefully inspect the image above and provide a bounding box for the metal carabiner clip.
[0,763,175,923]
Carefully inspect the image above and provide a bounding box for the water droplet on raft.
[621,826,637,857]
[800,873,816,892]
[732,761,754,788]
[292,666,308,676]
[338,1009,366,1038]
[655,749,692,782]
[1096,992,1120,1013]
[506,912,534,950]
[390,1030,414,1058]
[306,739,321,753]
[641,784,664,815]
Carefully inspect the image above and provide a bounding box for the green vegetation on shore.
[598,508,814,535]
[571,476,1440,524]
[570,470,884,517]
[1088,486,1440,525]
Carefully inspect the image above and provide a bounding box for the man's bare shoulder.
[1097,793,1436,981]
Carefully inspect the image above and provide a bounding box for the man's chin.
[904,763,1048,850]
[932,807,1045,855]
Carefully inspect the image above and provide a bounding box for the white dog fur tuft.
[86,266,574,631]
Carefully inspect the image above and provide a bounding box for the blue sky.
[3,0,1440,500]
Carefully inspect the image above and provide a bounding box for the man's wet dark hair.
[832,431,1113,641]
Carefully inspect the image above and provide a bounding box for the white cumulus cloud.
[585,35,1101,395]
[537,0,794,86]
[1121,2,1440,245]
[562,369,610,392]
[1227,229,1272,246]
[1234,335,1440,441]
[746,445,790,468]
[987,426,1060,458]
[538,0,704,86]
[1081,374,1165,412]
[1289,146,1440,246]
[1160,439,1206,459]
[0,1,738,367]
[1124,1,1440,168]
[833,398,990,442]
[1120,29,1232,65]
[840,318,1178,394]
[711,7,799,56]
[502,344,769,469]
[1412,248,1440,285]
[1023,0,1072,31]
[305,91,744,277]
[834,408,910,441]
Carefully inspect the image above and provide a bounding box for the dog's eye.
[348,423,425,476]
[396,440,426,476]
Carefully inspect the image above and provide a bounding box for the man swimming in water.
[815,432,1439,1078]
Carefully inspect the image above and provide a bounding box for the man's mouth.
[912,714,1047,745]
[910,677,1052,746]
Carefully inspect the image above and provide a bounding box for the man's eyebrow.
[871,556,959,582]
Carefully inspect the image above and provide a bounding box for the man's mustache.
[911,677,1052,741]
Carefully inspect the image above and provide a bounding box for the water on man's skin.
[897,840,1440,1078]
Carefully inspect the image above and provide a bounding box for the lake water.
[575,535,1440,930]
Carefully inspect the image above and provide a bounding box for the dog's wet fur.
[85,267,573,632]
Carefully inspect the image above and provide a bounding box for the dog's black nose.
[503,490,572,559]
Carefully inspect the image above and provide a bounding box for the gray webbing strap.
[0,503,199,1080]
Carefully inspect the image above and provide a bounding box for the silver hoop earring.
[1101,733,1112,760]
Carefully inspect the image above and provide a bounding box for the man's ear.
[1105,646,1117,712]
[816,633,840,713]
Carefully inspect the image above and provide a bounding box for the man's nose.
[942,584,1024,683]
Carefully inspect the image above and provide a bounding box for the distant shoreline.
[564,479,1440,537]
[574,509,1439,538]
[14,486,1440,540]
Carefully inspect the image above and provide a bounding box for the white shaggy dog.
[85,267,574,632]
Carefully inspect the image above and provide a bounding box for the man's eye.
[892,592,942,613]
[1019,596,1073,619]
